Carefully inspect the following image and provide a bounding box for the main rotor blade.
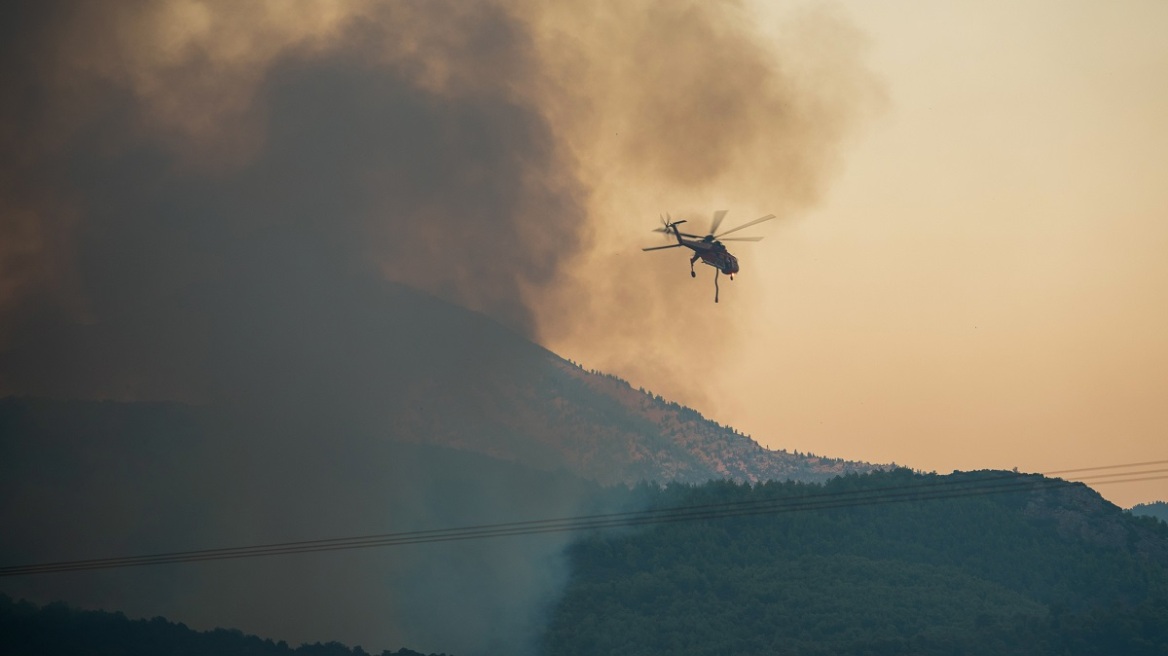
[719,236,764,242]
[653,227,703,238]
[714,213,777,238]
[641,244,683,251]
[709,210,728,236]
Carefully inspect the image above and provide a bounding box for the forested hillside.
[470,360,876,485]
[0,596,446,656]
[544,470,1168,655]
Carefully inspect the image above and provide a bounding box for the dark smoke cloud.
[0,0,878,406]
[0,1,878,653]
[0,0,586,401]
[1,3,592,654]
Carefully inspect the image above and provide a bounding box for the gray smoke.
[1,3,592,654]
[0,1,586,401]
[0,1,878,653]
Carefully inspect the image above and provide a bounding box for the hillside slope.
[399,359,871,486]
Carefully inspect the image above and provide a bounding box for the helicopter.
[641,210,777,303]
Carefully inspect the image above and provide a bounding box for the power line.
[4,465,1164,576]
[2,460,1165,578]
[1044,459,1168,475]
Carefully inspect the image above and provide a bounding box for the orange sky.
[545,1,1168,507]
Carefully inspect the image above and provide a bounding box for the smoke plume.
[528,1,882,408]
[0,0,879,653]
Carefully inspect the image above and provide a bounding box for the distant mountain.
[398,358,876,486]
[1132,501,1168,524]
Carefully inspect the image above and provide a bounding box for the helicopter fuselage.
[679,238,739,275]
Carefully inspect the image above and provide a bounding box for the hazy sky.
[547,1,1168,507]
[1,0,1164,509]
